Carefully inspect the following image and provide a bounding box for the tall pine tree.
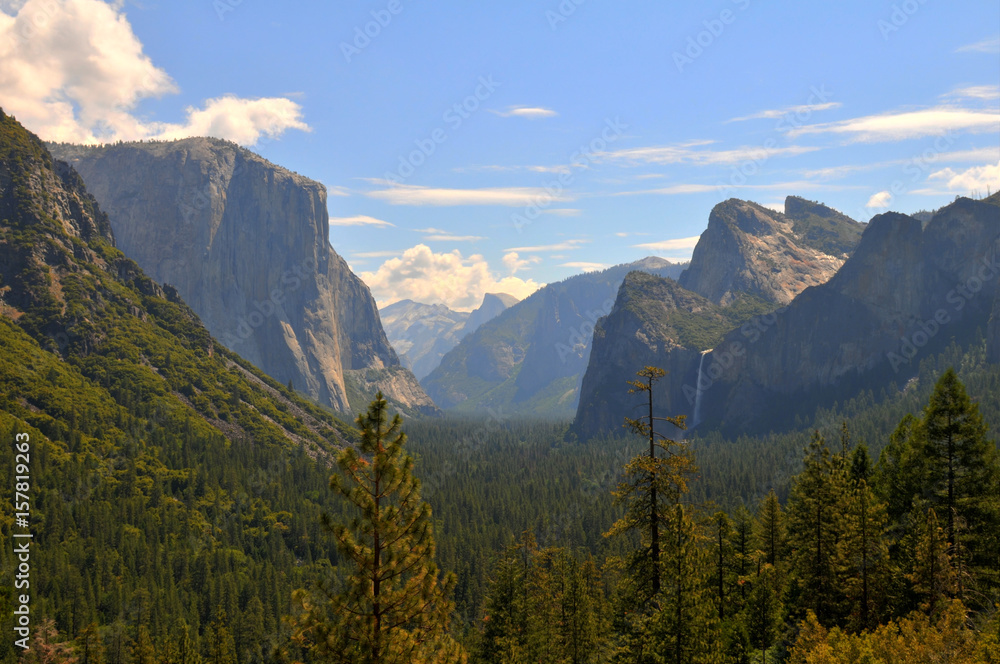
[289,392,465,664]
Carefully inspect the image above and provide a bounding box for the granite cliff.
[574,194,1000,437]
[48,138,437,416]
[573,272,773,437]
[678,197,860,305]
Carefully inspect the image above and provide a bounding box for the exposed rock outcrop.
[694,197,1000,432]
[678,199,855,305]
[573,272,741,437]
[573,195,999,438]
[49,138,437,416]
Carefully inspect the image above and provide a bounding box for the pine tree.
[649,503,721,664]
[873,413,925,527]
[786,431,847,625]
[836,479,891,632]
[608,366,694,607]
[906,508,956,614]
[289,392,465,664]
[178,624,203,664]
[77,623,106,664]
[920,368,1000,595]
[755,490,786,570]
[478,538,529,664]
[708,511,734,621]
[206,609,236,664]
[558,554,603,664]
[729,505,755,612]
[132,625,156,664]
[747,562,781,664]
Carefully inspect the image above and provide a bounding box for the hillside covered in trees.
[1,110,999,663]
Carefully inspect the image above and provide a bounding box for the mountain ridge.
[421,256,687,417]
[48,138,437,417]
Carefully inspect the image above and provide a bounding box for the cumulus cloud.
[866,191,893,209]
[360,244,543,311]
[503,252,540,274]
[928,161,1000,194]
[0,0,309,144]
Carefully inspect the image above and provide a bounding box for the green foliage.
[288,394,465,664]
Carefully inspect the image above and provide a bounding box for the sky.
[1,0,998,311]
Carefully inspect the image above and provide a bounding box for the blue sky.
[1,0,998,309]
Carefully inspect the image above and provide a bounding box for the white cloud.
[761,202,785,213]
[490,106,558,119]
[928,161,1000,194]
[360,244,542,311]
[559,262,607,272]
[422,233,487,242]
[503,252,540,274]
[866,191,893,209]
[327,186,352,197]
[329,215,394,227]
[726,102,842,123]
[801,147,1000,180]
[943,85,1000,101]
[505,239,590,253]
[542,208,581,216]
[0,0,309,145]
[956,37,1000,53]
[615,180,860,197]
[597,141,818,166]
[632,236,702,252]
[788,106,1000,143]
[365,183,574,207]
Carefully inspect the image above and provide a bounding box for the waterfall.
[693,349,711,428]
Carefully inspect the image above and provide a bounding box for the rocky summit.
[688,194,1000,433]
[48,138,437,416]
[678,198,860,306]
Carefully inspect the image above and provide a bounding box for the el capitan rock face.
[678,198,855,306]
[49,138,437,416]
